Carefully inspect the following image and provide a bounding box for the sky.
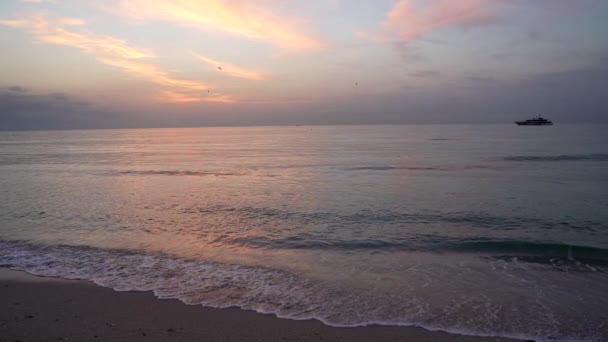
[1,0,607,130]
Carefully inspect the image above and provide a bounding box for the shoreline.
[0,268,520,342]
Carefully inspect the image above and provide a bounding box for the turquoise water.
[1,125,607,341]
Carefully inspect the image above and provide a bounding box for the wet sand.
[0,268,520,342]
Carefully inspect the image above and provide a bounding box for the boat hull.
[515,122,553,126]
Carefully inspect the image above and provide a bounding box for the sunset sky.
[1,0,607,129]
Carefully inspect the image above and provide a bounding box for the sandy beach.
[0,268,520,342]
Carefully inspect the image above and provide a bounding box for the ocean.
[1,124,607,341]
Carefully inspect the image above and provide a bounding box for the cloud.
[0,87,113,130]
[0,88,87,113]
[0,86,232,130]
[98,58,208,91]
[194,54,268,81]
[0,14,229,104]
[0,15,153,59]
[7,86,29,93]
[116,0,324,52]
[160,91,234,104]
[367,0,602,45]
[94,58,235,103]
[409,70,440,78]
[467,75,497,84]
[159,91,204,104]
[363,0,497,43]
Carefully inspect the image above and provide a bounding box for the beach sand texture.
[0,269,518,342]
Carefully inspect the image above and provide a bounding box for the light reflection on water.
[1,125,608,341]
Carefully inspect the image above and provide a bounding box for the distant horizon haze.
[2,121,608,133]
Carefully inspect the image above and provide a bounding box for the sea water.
[1,125,607,341]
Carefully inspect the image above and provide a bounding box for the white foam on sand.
[0,240,605,342]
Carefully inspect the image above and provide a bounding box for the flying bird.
[218,66,222,71]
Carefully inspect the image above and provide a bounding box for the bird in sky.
[218,66,222,71]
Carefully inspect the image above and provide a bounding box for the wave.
[107,170,242,177]
[450,240,608,261]
[192,205,604,234]
[220,235,608,262]
[221,236,410,251]
[503,153,608,162]
[1,240,606,341]
[0,240,327,318]
[342,165,497,171]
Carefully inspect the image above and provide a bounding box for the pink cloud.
[0,15,153,59]
[115,0,325,52]
[363,0,498,43]
[0,14,233,104]
[194,54,269,81]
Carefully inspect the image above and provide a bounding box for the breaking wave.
[1,240,607,341]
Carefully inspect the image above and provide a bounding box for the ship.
[515,116,553,126]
